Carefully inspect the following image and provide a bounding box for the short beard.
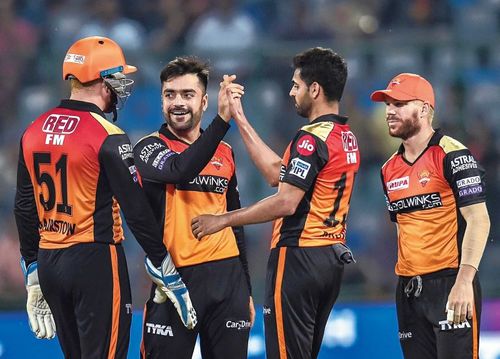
[389,110,421,140]
[164,108,202,133]
[295,97,312,118]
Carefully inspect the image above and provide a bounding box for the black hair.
[160,56,209,92]
[293,47,347,102]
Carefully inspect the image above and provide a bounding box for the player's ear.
[202,93,208,112]
[309,82,321,100]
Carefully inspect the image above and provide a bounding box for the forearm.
[460,209,490,270]
[235,117,282,186]
[221,193,295,228]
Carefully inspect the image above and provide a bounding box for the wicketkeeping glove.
[145,255,197,329]
[21,258,56,339]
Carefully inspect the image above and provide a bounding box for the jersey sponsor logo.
[389,192,442,213]
[398,331,413,340]
[279,164,286,181]
[145,322,173,336]
[450,155,477,174]
[296,135,316,156]
[418,170,432,187]
[320,231,345,239]
[226,320,251,331]
[39,218,76,235]
[210,156,224,170]
[459,185,483,198]
[456,176,481,189]
[43,114,80,134]
[263,306,271,315]
[152,149,173,169]
[64,53,85,64]
[439,319,471,331]
[125,303,132,314]
[140,143,166,163]
[128,165,138,182]
[342,131,358,151]
[177,175,229,194]
[386,176,409,192]
[118,144,134,160]
[43,114,80,146]
[289,158,311,179]
[342,131,358,164]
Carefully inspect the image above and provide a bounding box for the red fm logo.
[42,114,80,145]
[43,115,80,134]
[341,131,358,152]
[296,135,316,156]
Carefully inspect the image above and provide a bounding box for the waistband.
[399,268,458,281]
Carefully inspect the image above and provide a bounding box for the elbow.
[268,178,279,187]
[279,197,299,217]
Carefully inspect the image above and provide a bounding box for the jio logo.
[296,135,316,156]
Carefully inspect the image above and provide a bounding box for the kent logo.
[43,114,80,145]
[296,135,316,156]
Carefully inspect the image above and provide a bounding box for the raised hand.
[218,74,244,122]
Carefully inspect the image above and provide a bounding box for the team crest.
[210,156,223,170]
[418,170,432,187]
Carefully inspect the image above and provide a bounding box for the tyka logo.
[145,323,173,336]
[296,135,316,156]
[439,320,471,331]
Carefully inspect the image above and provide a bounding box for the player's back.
[21,100,125,249]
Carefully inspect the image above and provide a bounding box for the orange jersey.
[15,100,167,264]
[381,132,486,276]
[133,117,246,268]
[271,114,360,248]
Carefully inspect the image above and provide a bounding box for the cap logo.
[64,53,85,64]
[389,79,401,88]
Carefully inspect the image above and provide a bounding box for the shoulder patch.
[301,122,335,142]
[439,135,467,154]
[90,113,125,135]
[136,131,160,146]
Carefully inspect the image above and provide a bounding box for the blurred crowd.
[1,0,499,308]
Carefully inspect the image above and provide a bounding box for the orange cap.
[370,73,435,108]
[62,36,137,83]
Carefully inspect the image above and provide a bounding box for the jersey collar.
[397,129,443,155]
[310,113,348,125]
[58,99,106,118]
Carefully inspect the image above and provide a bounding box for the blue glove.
[145,255,197,329]
[21,258,56,339]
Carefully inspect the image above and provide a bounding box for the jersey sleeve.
[443,148,486,207]
[133,115,229,184]
[281,130,329,191]
[14,139,40,265]
[99,133,167,266]
[380,168,397,222]
[226,151,252,295]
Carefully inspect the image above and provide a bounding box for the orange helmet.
[62,36,137,83]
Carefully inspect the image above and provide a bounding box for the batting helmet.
[62,36,137,83]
